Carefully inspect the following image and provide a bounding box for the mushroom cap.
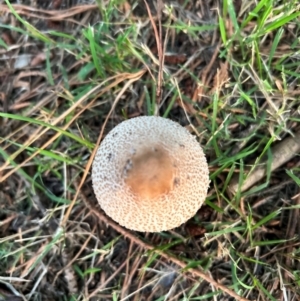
[92,116,209,232]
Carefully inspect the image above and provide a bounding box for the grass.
[0,0,300,300]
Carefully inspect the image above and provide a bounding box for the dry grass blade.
[121,242,143,299]
[0,71,145,182]
[1,0,300,299]
[143,0,164,104]
[85,206,252,301]
[156,0,164,104]
[61,69,146,227]
[0,4,98,22]
[87,261,128,299]
[52,225,96,285]
[284,193,300,276]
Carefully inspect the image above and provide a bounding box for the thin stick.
[229,130,300,194]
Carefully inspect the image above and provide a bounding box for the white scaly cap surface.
[92,116,210,232]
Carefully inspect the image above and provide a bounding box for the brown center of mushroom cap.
[124,146,174,200]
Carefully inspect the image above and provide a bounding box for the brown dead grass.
[0,0,300,301]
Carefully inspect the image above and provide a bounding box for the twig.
[229,130,300,194]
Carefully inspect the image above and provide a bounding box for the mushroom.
[92,116,210,232]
